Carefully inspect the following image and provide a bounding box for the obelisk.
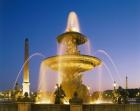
[22,38,30,95]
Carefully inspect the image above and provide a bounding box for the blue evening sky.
[0,0,140,91]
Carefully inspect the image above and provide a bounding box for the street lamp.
[113,81,117,90]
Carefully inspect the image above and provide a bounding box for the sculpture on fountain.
[69,91,83,104]
[54,84,66,104]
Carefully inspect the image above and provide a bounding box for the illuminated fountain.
[37,12,101,103]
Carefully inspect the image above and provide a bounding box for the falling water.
[38,63,48,92]
[88,62,114,104]
[65,11,80,32]
[102,62,115,82]
[57,11,81,84]
[37,62,58,104]
[13,52,45,89]
[96,64,103,102]
[80,39,92,55]
[57,41,66,55]
[97,64,103,93]
[97,62,114,97]
[97,49,122,84]
[86,39,92,55]
[37,63,51,104]
[90,62,114,104]
[57,41,65,84]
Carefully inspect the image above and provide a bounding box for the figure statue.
[54,84,66,104]
[69,91,83,104]
[18,92,32,102]
[112,86,128,104]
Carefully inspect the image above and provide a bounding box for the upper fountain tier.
[57,11,87,55]
[57,32,87,55]
[57,32,87,45]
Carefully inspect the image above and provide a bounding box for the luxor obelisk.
[22,38,30,95]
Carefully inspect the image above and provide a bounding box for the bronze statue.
[54,84,66,104]
[69,91,83,104]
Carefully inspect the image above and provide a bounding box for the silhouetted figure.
[21,92,31,102]
[69,92,83,104]
[112,86,128,104]
[54,84,66,104]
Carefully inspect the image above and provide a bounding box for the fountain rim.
[57,32,87,45]
[42,54,101,72]
[42,54,101,60]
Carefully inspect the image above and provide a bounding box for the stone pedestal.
[18,103,31,111]
[70,105,82,111]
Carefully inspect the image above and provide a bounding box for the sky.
[0,0,140,91]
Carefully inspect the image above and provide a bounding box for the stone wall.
[31,104,140,111]
[0,103,140,111]
[83,104,140,111]
[32,104,70,111]
[0,103,18,111]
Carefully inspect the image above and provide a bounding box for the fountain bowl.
[42,55,101,73]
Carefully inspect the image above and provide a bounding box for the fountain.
[38,11,101,103]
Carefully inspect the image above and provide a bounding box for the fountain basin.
[42,55,101,73]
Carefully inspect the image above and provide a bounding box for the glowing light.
[87,86,90,90]
[113,81,117,87]
[54,86,57,89]
[35,99,51,104]
[64,100,69,104]
[90,100,113,104]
